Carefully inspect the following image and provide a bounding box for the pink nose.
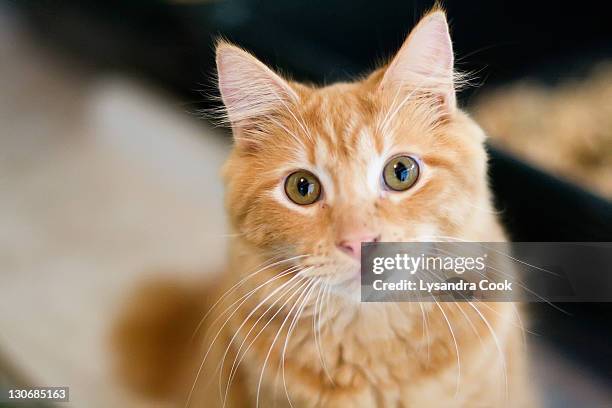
[337,233,380,260]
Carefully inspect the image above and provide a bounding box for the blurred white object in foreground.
[0,16,229,405]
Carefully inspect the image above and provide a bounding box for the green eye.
[284,170,321,205]
[383,155,420,191]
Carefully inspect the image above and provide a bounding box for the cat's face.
[218,11,491,295]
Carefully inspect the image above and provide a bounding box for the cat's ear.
[380,10,456,113]
[216,41,299,147]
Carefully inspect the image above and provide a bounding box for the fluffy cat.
[113,8,537,407]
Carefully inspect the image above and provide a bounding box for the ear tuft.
[380,10,456,112]
[215,41,299,145]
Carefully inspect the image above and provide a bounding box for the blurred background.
[0,0,610,406]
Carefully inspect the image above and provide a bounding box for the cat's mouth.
[299,260,361,287]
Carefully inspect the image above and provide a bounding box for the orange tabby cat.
[113,8,537,407]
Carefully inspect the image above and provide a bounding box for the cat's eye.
[383,155,420,191]
[284,170,321,205]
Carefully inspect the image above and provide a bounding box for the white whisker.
[256,279,320,408]
[467,301,508,400]
[191,255,310,341]
[185,265,304,407]
[221,274,312,407]
[280,278,321,407]
[433,299,461,396]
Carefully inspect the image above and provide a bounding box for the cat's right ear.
[215,41,299,148]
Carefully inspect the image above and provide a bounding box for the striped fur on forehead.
[297,82,385,161]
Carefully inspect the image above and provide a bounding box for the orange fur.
[113,9,537,407]
[111,279,207,400]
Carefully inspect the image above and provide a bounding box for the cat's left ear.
[380,10,456,113]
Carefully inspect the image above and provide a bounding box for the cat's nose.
[337,233,380,260]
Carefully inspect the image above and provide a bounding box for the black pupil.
[297,177,313,197]
[394,161,410,182]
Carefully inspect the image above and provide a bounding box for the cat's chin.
[328,284,362,304]
[327,270,363,303]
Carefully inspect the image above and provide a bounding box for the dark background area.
[15,0,612,103]
[8,0,612,389]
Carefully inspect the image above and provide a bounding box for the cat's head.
[217,10,495,295]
